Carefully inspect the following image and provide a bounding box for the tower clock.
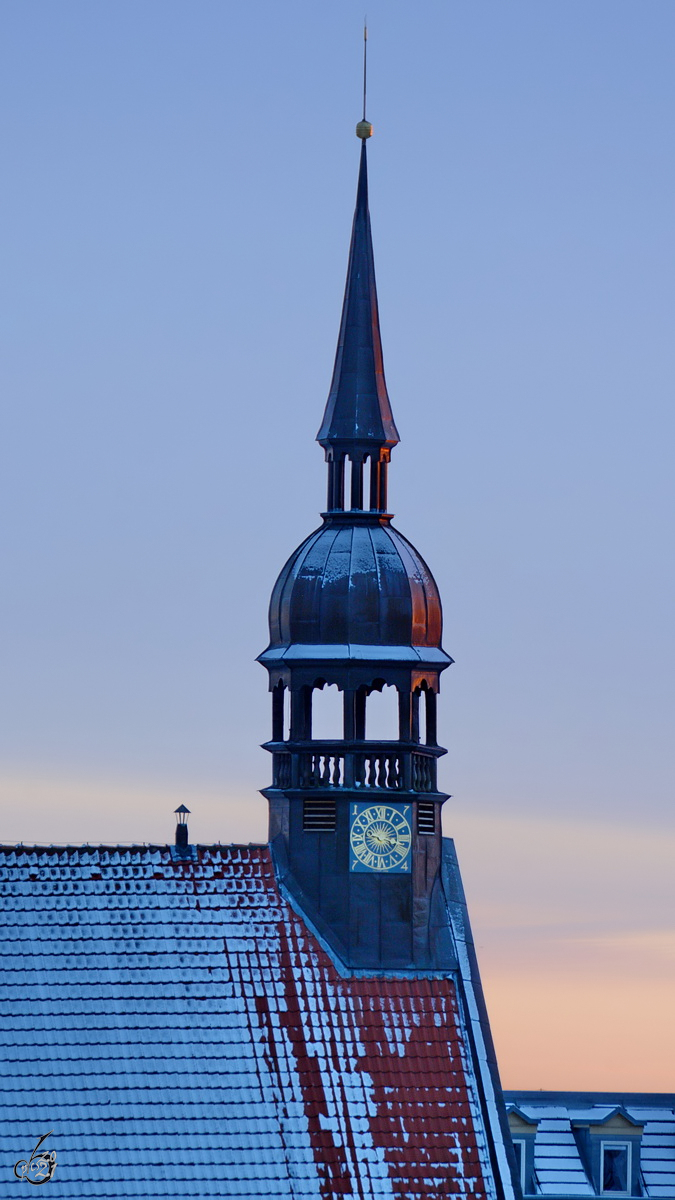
[349,803,412,873]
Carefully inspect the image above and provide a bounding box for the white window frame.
[600,1140,632,1196]
[512,1138,527,1192]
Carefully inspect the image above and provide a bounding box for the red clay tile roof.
[1,841,503,1199]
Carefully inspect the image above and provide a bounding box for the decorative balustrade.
[272,743,439,793]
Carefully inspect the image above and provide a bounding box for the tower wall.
[266,787,455,970]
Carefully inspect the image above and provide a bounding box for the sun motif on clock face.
[349,803,412,873]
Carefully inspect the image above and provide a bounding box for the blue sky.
[1,1,674,1087]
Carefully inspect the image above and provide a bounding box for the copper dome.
[266,519,445,653]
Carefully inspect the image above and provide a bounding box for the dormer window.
[507,1106,539,1194]
[601,1142,631,1195]
[511,1139,526,1191]
[571,1109,643,1198]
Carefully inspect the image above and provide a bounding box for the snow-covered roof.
[505,1092,675,1199]
[1,841,505,1199]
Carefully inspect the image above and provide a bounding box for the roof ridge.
[0,840,270,852]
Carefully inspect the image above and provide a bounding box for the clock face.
[349,803,412,873]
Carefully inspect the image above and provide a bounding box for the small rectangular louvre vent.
[417,802,436,835]
[303,798,337,832]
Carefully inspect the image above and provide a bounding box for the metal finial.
[363,22,367,120]
[356,24,373,139]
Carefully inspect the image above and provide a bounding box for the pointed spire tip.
[317,116,399,453]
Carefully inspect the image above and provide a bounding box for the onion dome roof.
[260,519,452,667]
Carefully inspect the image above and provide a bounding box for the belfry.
[259,130,455,972]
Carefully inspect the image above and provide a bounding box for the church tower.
[259,126,455,972]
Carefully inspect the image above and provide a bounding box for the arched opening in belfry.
[284,687,292,741]
[346,455,364,511]
[413,682,437,746]
[367,454,378,510]
[328,452,346,511]
[311,682,343,741]
[415,687,426,745]
[272,682,291,742]
[365,683,399,741]
[367,453,388,511]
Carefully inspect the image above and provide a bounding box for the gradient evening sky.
[1,1,674,1089]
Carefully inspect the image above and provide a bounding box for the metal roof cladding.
[0,842,513,1199]
[317,140,400,453]
[262,137,450,669]
[265,521,447,655]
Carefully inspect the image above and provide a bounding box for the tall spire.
[317,137,400,453]
[259,85,454,975]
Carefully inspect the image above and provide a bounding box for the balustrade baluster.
[275,755,291,789]
[286,744,436,793]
